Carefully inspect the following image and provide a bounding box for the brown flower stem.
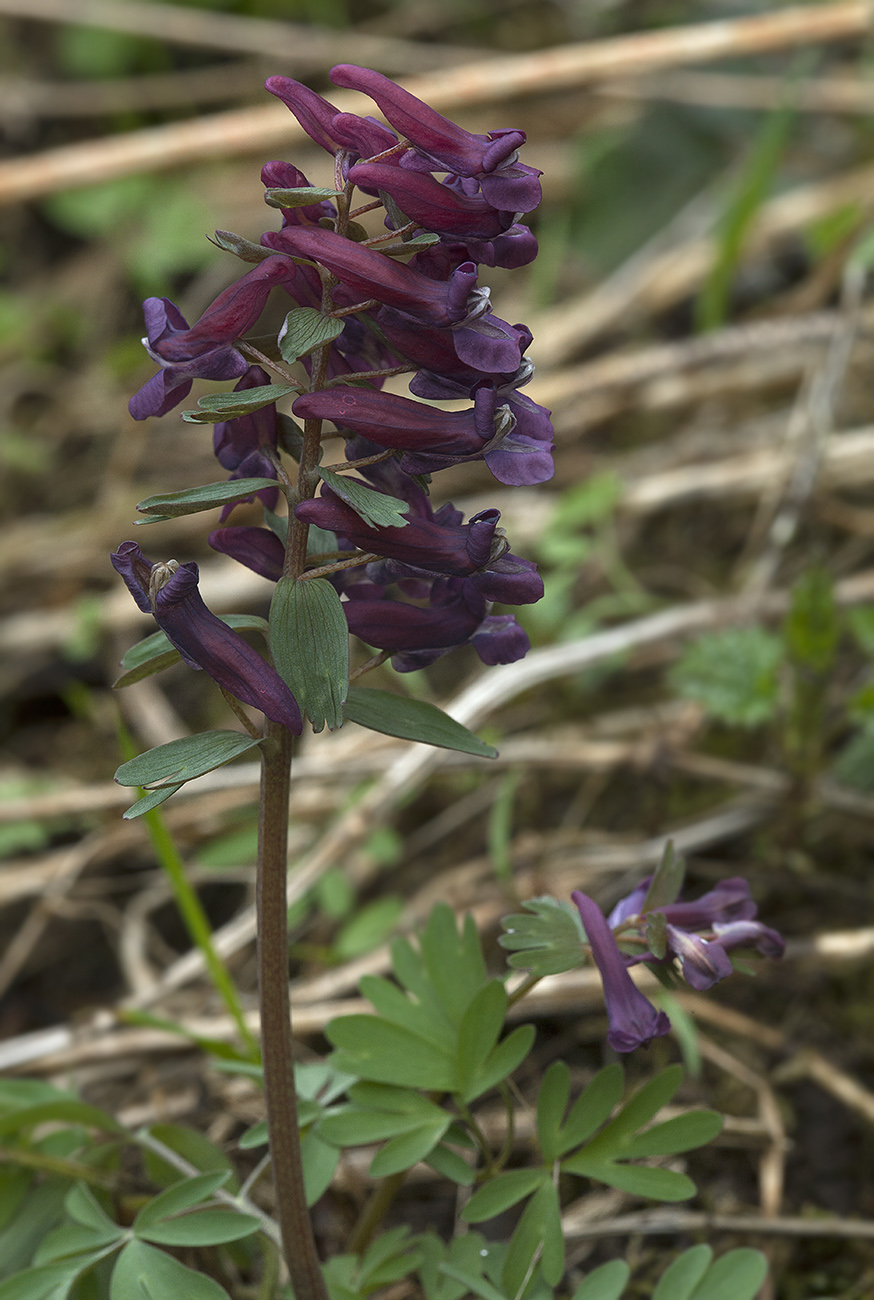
[257,722,328,1300]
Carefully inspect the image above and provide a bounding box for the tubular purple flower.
[265,76,398,160]
[329,64,542,212]
[572,890,671,1053]
[209,526,285,582]
[293,384,550,486]
[111,542,301,734]
[295,488,499,573]
[711,920,786,959]
[657,878,757,929]
[348,162,516,239]
[342,576,531,671]
[129,257,298,420]
[664,925,734,991]
[275,226,486,328]
[377,306,524,378]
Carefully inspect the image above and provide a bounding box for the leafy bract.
[135,478,280,518]
[318,467,409,528]
[344,688,497,758]
[270,576,348,732]
[114,732,263,792]
[279,308,344,363]
[181,384,298,424]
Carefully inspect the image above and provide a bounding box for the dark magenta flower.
[572,890,671,1053]
[377,305,524,378]
[348,162,515,240]
[295,488,542,604]
[111,542,301,733]
[265,75,398,161]
[130,257,297,420]
[209,526,285,582]
[711,920,785,959]
[342,576,530,671]
[274,226,487,329]
[329,64,542,212]
[292,384,552,486]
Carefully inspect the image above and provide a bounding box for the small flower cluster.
[573,878,785,1053]
[117,65,553,711]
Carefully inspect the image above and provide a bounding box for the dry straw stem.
[0,2,870,203]
[0,0,481,72]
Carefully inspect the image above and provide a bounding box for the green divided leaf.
[114,732,263,791]
[279,308,344,364]
[269,575,349,732]
[110,1238,231,1300]
[462,1169,546,1224]
[344,688,497,758]
[551,1063,624,1157]
[687,1248,768,1300]
[135,477,279,518]
[669,626,783,727]
[0,1100,124,1139]
[621,1109,723,1157]
[136,1209,261,1247]
[502,1182,564,1294]
[180,384,298,424]
[570,1259,630,1300]
[499,896,585,976]
[132,1172,229,1232]
[318,467,409,528]
[561,1156,695,1201]
[652,1244,711,1300]
[783,566,839,673]
[326,1016,457,1092]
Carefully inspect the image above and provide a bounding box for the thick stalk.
[257,721,328,1300]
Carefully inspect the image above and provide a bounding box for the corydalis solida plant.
[113,66,552,1297]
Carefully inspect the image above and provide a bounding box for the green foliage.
[670,626,783,727]
[498,896,586,977]
[279,308,345,363]
[181,385,299,424]
[270,576,349,732]
[697,90,797,330]
[317,467,409,528]
[114,732,264,817]
[135,477,280,517]
[343,688,498,757]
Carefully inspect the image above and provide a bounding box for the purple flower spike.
[572,890,672,1053]
[111,542,301,733]
[329,65,542,212]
